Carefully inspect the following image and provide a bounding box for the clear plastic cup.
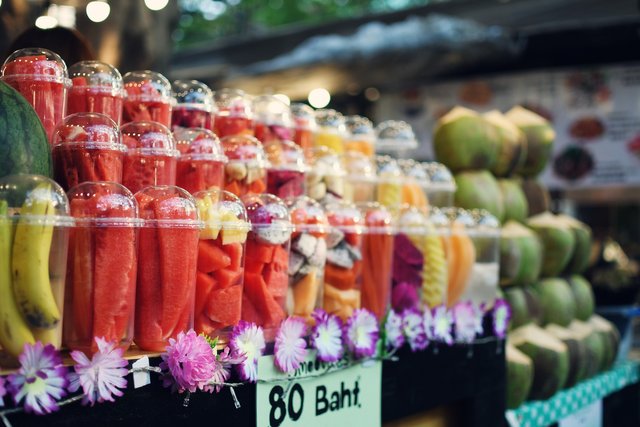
[63,182,141,353]
[174,127,227,194]
[322,200,364,320]
[122,70,173,127]
[344,115,375,158]
[305,147,346,202]
[121,121,179,194]
[266,139,307,198]
[0,174,72,358]
[375,155,403,211]
[214,88,253,138]
[193,189,250,340]
[68,61,123,125]
[415,207,450,309]
[343,151,377,203]
[398,159,429,209]
[52,112,126,191]
[314,109,345,154]
[133,186,202,351]
[375,120,418,157]
[291,103,316,151]
[285,196,329,322]
[171,79,215,131]
[221,134,269,197]
[242,194,293,340]
[253,95,294,144]
[1,48,71,141]
[423,162,456,208]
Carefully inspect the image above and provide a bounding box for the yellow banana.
[32,326,60,346]
[0,200,36,357]
[12,184,60,329]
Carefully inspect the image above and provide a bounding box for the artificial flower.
[274,317,308,373]
[205,346,246,393]
[344,309,379,359]
[160,330,217,393]
[311,309,344,363]
[493,299,511,339]
[422,308,434,341]
[0,375,6,407]
[68,337,128,405]
[384,310,404,351]
[229,321,266,383]
[401,308,428,351]
[432,305,454,345]
[453,302,483,344]
[7,342,68,415]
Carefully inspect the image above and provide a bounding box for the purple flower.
[274,317,308,373]
[0,375,6,407]
[7,342,68,415]
[311,309,344,363]
[401,309,428,351]
[160,330,217,393]
[229,321,266,383]
[205,347,246,393]
[68,337,128,406]
[493,299,511,339]
[384,310,404,350]
[391,282,420,312]
[453,302,483,344]
[432,305,454,345]
[344,309,379,359]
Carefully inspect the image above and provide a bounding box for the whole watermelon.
[0,81,52,178]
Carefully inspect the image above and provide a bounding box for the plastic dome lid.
[67,181,141,227]
[422,162,456,191]
[396,206,429,233]
[214,88,252,118]
[356,201,393,234]
[291,103,316,130]
[285,195,329,234]
[134,185,202,228]
[242,193,292,245]
[1,48,69,84]
[436,207,499,236]
[53,112,125,151]
[398,159,429,182]
[307,146,346,177]
[322,199,363,233]
[343,151,376,183]
[264,139,307,172]
[252,95,293,127]
[193,188,250,235]
[120,121,179,157]
[315,109,345,133]
[123,70,172,102]
[173,127,226,162]
[375,155,403,183]
[220,134,269,167]
[172,79,215,112]
[0,174,72,225]
[375,120,418,152]
[69,61,122,95]
[345,115,374,141]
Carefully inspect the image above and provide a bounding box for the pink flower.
[453,302,483,344]
[205,347,246,393]
[229,321,266,383]
[401,309,428,351]
[311,309,344,363]
[68,337,128,405]
[0,375,6,407]
[493,299,511,339]
[274,317,308,373]
[7,342,68,415]
[432,305,454,345]
[160,330,217,393]
[344,309,379,359]
[384,310,405,350]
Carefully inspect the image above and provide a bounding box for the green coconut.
[589,315,620,371]
[527,212,576,277]
[506,343,534,409]
[556,215,593,274]
[505,287,528,330]
[569,320,605,379]
[484,110,528,178]
[523,287,544,326]
[499,179,529,223]
[433,107,500,172]
[500,221,542,287]
[520,178,550,217]
[531,278,576,327]
[545,324,589,388]
[505,106,556,177]
[454,170,504,222]
[568,275,595,321]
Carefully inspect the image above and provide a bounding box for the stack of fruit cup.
[252,95,294,144]
[291,103,316,152]
[0,174,72,362]
[67,61,124,125]
[374,120,418,158]
[305,147,346,202]
[322,200,364,320]
[344,115,375,158]
[398,159,429,209]
[52,112,126,191]
[1,48,71,141]
[313,109,345,154]
[63,182,141,353]
[343,151,377,203]
[221,134,269,197]
[134,186,202,351]
[171,79,216,131]
[423,162,456,208]
[358,202,394,321]
[418,208,452,309]
[122,70,173,127]
[266,139,307,198]
[214,88,253,138]
[241,194,292,341]
[193,189,250,341]
[174,127,227,194]
[121,121,179,194]
[285,196,329,323]
[375,155,403,212]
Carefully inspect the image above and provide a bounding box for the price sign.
[559,400,602,427]
[256,351,382,427]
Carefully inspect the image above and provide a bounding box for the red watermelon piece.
[134,227,163,351]
[213,268,242,289]
[195,271,216,317]
[246,241,275,264]
[263,263,288,298]
[241,293,262,325]
[224,242,244,271]
[204,285,242,326]
[197,239,231,273]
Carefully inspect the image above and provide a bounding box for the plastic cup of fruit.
[221,134,269,197]
[52,112,126,191]
[241,193,293,341]
[423,162,456,208]
[174,128,227,194]
[214,88,253,138]
[322,200,365,321]
[266,139,307,198]
[67,61,124,125]
[375,155,403,211]
[285,196,329,322]
[121,121,179,194]
[122,70,173,127]
[193,189,250,341]
[344,115,375,158]
[291,103,316,151]
[305,147,347,202]
[171,79,216,131]
[1,48,71,142]
[0,174,72,358]
[313,109,345,154]
[397,159,430,209]
[133,186,202,352]
[343,151,377,203]
[63,182,141,353]
[253,95,294,144]
[374,120,418,158]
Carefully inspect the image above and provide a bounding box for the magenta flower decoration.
[205,347,246,393]
[453,302,483,344]
[493,299,511,339]
[311,309,344,363]
[384,310,404,350]
[229,321,266,383]
[274,317,308,373]
[0,375,6,407]
[160,330,217,393]
[7,342,68,415]
[344,308,379,359]
[68,337,128,405]
[422,308,434,341]
[432,305,454,345]
[401,308,428,351]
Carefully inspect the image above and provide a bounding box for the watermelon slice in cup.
[68,61,123,125]
[122,70,172,127]
[214,88,253,138]
[171,79,215,131]
[174,128,227,194]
